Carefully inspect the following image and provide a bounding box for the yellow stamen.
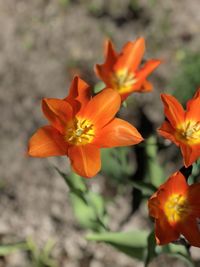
[164,194,189,223]
[111,69,136,93]
[176,120,200,145]
[65,117,95,145]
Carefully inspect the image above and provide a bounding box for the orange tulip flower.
[95,38,161,101]
[158,89,200,167]
[28,76,143,178]
[148,171,200,247]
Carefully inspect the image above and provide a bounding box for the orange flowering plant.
[158,89,200,167]
[28,76,143,178]
[95,37,161,101]
[148,171,200,247]
[27,37,200,266]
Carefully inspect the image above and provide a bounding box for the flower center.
[176,120,200,145]
[65,117,95,145]
[111,69,136,93]
[164,194,189,223]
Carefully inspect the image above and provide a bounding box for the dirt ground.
[0,0,200,266]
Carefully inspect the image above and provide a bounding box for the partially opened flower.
[158,89,200,167]
[28,76,143,178]
[95,38,161,101]
[148,171,200,247]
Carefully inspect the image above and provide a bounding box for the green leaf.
[93,82,105,94]
[0,242,28,256]
[145,231,157,266]
[144,136,165,187]
[170,253,195,267]
[172,50,200,105]
[55,167,107,232]
[156,243,195,267]
[188,158,200,184]
[86,230,149,260]
[131,181,156,198]
[70,191,107,231]
[55,168,86,193]
[27,238,57,267]
[101,147,134,182]
[122,100,128,108]
[59,0,70,7]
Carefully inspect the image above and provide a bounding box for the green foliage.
[93,81,105,94]
[86,230,149,260]
[144,136,165,187]
[59,0,71,8]
[188,158,200,184]
[0,239,57,267]
[145,231,194,266]
[55,168,86,197]
[69,191,107,231]
[131,181,156,198]
[101,147,134,183]
[87,1,104,16]
[145,231,157,267]
[55,168,107,232]
[0,242,28,256]
[27,238,57,267]
[129,0,140,12]
[159,243,194,267]
[172,51,200,105]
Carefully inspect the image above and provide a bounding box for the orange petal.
[186,88,200,121]
[180,144,193,167]
[93,118,143,147]
[28,125,67,157]
[140,80,153,92]
[103,39,118,67]
[95,39,118,86]
[136,59,161,84]
[152,172,188,208]
[164,171,188,195]
[179,217,200,247]
[180,143,200,167]
[42,98,73,134]
[79,88,121,129]
[158,121,180,146]
[155,217,179,245]
[114,38,145,72]
[188,183,200,217]
[148,194,162,219]
[68,145,101,178]
[95,64,112,87]
[160,94,185,128]
[64,76,91,114]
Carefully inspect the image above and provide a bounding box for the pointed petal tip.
[151,59,163,67]
[160,93,171,103]
[104,38,113,46]
[69,145,101,178]
[135,37,145,44]
[27,126,67,158]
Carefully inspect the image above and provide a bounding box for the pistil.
[65,117,95,145]
[164,194,189,223]
[111,69,136,93]
[177,120,200,144]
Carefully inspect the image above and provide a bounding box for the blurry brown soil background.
[1,0,200,266]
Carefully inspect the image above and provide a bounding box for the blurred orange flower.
[95,38,161,101]
[148,171,200,247]
[158,89,200,167]
[28,76,143,178]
